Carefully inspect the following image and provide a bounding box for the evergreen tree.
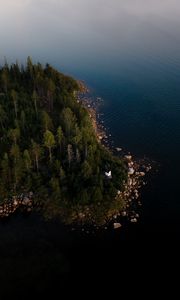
[0,104,7,129]
[57,126,64,153]
[44,130,56,162]
[11,89,18,118]
[41,111,53,131]
[31,140,41,172]
[23,149,32,171]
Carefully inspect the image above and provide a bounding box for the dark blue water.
[61,43,180,241]
[0,0,180,294]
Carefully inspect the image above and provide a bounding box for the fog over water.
[1,0,180,72]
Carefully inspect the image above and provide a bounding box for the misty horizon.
[1,0,180,72]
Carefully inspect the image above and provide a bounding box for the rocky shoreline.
[68,153,152,231]
[0,192,34,218]
[74,82,152,230]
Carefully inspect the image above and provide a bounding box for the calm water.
[0,0,180,293]
[54,2,180,239]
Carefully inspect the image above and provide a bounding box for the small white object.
[105,170,112,178]
[128,168,135,175]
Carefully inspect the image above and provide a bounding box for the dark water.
[0,0,180,294]
[92,62,180,240]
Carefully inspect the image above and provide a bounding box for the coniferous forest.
[0,58,127,224]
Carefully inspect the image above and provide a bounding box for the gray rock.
[128,168,135,175]
[113,222,122,229]
[130,218,138,223]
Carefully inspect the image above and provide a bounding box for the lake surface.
[52,0,180,241]
[0,0,180,294]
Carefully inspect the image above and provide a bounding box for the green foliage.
[44,130,56,162]
[0,58,127,222]
[23,149,32,171]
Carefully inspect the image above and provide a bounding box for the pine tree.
[32,90,38,116]
[1,153,10,186]
[23,149,32,171]
[44,130,56,162]
[11,89,18,118]
[41,111,53,131]
[0,104,7,129]
[57,126,64,153]
[8,127,20,145]
[20,110,26,131]
[67,144,73,167]
[10,144,22,189]
[31,140,41,172]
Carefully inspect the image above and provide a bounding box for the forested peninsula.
[0,58,138,225]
